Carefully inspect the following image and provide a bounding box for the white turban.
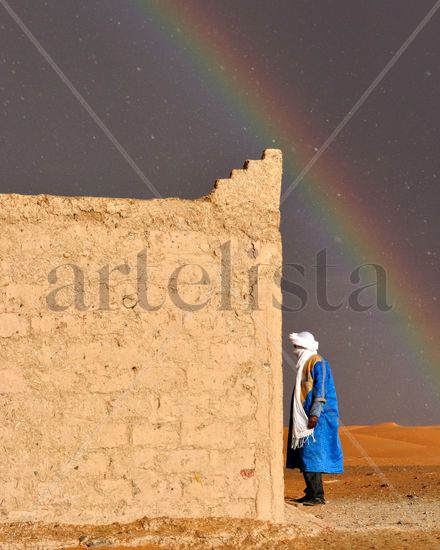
[288,331,319,352]
[288,331,320,449]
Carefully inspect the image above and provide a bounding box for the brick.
[158,449,209,472]
[209,447,256,472]
[5,284,45,310]
[108,447,156,475]
[186,364,235,391]
[226,471,257,499]
[90,423,128,449]
[180,417,231,448]
[0,313,28,337]
[97,479,133,500]
[74,452,109,475]
[209,498,256,517]
[183,474,228,499]
[132,421,180,447]
[0,368,26,393]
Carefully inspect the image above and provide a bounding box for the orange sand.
[284,423,440,466]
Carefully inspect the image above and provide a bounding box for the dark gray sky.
[1,0,439,424]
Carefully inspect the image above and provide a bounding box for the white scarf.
[289,332,320,449]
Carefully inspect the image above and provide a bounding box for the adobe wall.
[0,149,284,524]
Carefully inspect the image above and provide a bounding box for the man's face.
[292,344,305,357]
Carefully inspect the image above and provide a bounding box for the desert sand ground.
[0,423,439,549]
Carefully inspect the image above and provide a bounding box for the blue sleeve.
[309,400,324,417]
[312,361,327,404]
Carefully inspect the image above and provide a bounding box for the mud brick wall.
[0,149,284,524]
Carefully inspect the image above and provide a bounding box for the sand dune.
[283,423,440,466]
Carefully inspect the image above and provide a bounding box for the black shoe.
[302,497,326,506]
[292,495,312,503]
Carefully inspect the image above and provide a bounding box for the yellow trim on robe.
[300,354,323,403]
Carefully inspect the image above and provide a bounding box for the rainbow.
[133,0,439,391]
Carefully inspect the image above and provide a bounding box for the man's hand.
[308,415,318,429]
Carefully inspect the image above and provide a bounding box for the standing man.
[286,331,344,505]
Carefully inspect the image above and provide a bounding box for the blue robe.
[286,354,344,474]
